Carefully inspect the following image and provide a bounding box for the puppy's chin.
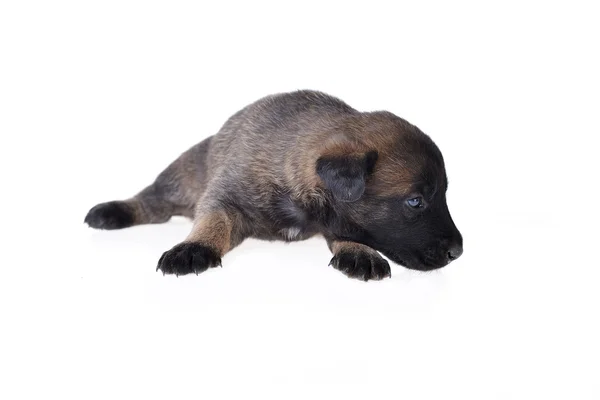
[382,250,447,272]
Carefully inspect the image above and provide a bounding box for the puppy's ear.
[316,151,378,202]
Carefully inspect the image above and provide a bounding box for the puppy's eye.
[406,197,424,208]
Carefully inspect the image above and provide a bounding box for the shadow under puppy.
[85,90,463,281]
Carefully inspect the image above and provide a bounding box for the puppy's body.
[85,90,463,280]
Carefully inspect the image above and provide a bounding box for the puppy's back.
[205,90,358,184]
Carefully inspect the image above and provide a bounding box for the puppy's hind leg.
[84,183,188,230]
[85,161,203,231]
[85,137,213,230]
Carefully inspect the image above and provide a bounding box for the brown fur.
[185,210,233,256]
[85,90,463,280]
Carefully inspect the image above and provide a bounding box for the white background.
[1,1,599,399]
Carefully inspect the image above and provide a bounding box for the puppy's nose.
[447,244,463,262]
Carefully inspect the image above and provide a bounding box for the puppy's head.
[316,114,463,271]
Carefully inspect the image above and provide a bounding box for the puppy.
[85,90,463,281]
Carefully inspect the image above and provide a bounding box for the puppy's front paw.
[157,242,221,276]
[329,250,391,281]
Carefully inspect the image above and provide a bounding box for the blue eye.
[406,197,423,208]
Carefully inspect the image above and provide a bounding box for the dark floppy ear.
[316,151,378,202]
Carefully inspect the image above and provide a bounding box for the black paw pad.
[157,242,221,277]
[84,201,135,230]
[329,250,391,281]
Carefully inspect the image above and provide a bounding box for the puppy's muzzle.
[446,243,463,263]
